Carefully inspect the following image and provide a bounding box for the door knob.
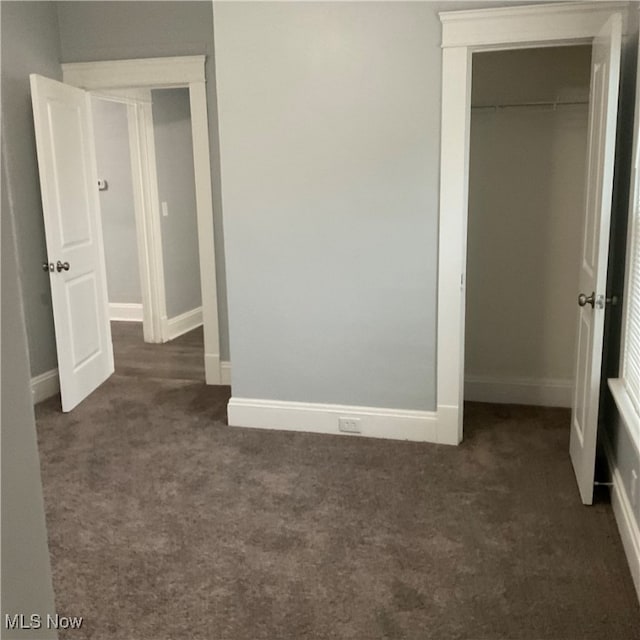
[578,292,595,308]
[42,262,54,272]
[56,260,70,273]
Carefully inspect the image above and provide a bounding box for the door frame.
[436,2,628,445]
[62,56,223,384]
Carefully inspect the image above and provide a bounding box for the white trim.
[440,2,628,49]
[188,80,222,385]
[464,376,573,408]
[108,303,143,322]
[162,307,203,342]
[228,398,456,444]
[205,353,222,385]
[62,56,205,90]
[137,93,168,343]
[220,361,232,386]
[603,435,640,603]
[618,12,640,435]
[63,57,222,383]
[609,379,640,454]
[436,2,626,446]
[31,369,60,404]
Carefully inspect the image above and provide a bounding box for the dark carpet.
[110,321,205,381]
[35,379,640,640]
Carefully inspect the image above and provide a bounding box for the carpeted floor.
[110,321,205,381]
[35,377,640,640]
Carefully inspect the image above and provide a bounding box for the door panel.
[31,74,113,411]
[48,100,93,247]
[570,14,622,504]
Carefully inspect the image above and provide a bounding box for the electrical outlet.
[338,416,361,434]
[631,469,638,507]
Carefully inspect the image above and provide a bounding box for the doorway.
[91,88,205,379]
[464,45,592,409]
[62,56,223,386]
[436,3,623,504]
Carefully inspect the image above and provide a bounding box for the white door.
[30,74,113,412]
[570,15,622,505]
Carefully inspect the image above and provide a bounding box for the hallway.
[111,321,204,381]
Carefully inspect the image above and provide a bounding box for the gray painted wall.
[1,0,62,378]
[152,88,202,319]
[56,0,229,358]
[2,140,57,639]
[214,1,440,409]
[602,9,640,534]
[91,97,142,305]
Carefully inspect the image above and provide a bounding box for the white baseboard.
[220,361,232,385]
[204,353,221,385]
[603,436,640,603]
[162,307,202,342]
[31,368,60,404]
[109,302,143,322]
[227,398,457,443]
[464,375,573,408]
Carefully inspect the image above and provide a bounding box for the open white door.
[30,74,113,412]
[570,15,622,505]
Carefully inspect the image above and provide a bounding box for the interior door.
[570,14,622,505]
[30,74,113,412]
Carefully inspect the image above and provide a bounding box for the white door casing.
[570,15,622,505]
[438,2,625,482]
[30,74,114,411]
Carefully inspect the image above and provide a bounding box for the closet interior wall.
[465,46,593,407]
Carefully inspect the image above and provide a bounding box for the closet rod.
[472,100,588,110]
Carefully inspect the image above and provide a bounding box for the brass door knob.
[56,260,70,273]
[578,292,595,308]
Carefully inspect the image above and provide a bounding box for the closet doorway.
[464,46,592,410]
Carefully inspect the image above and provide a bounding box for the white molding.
[227,398,460,444]
[436,3,625,445]
[136,92,168,343]
[162,307,202,342]
[189,81,222,383]
[108,302,143,322]
[608,379,640,456]
[205,353,222,385]
[63,57,221,379]
[31,369,60,404]
[464,375,573,408]
[62,56,205,90]
[603,435,640,603]
[440,2,628,49]
[220,361,232,386]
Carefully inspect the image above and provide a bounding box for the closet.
[464,46,593,408]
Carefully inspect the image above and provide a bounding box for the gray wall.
[2,140,57,639]
[56,1,228,358]
[152,88,202,319]
[214,1,440,410]
[1,0,62,378]
[91,97,142,305]
[602,9,640,533]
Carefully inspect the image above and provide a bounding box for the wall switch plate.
[161,201,169,217]
[338,416,361,434]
